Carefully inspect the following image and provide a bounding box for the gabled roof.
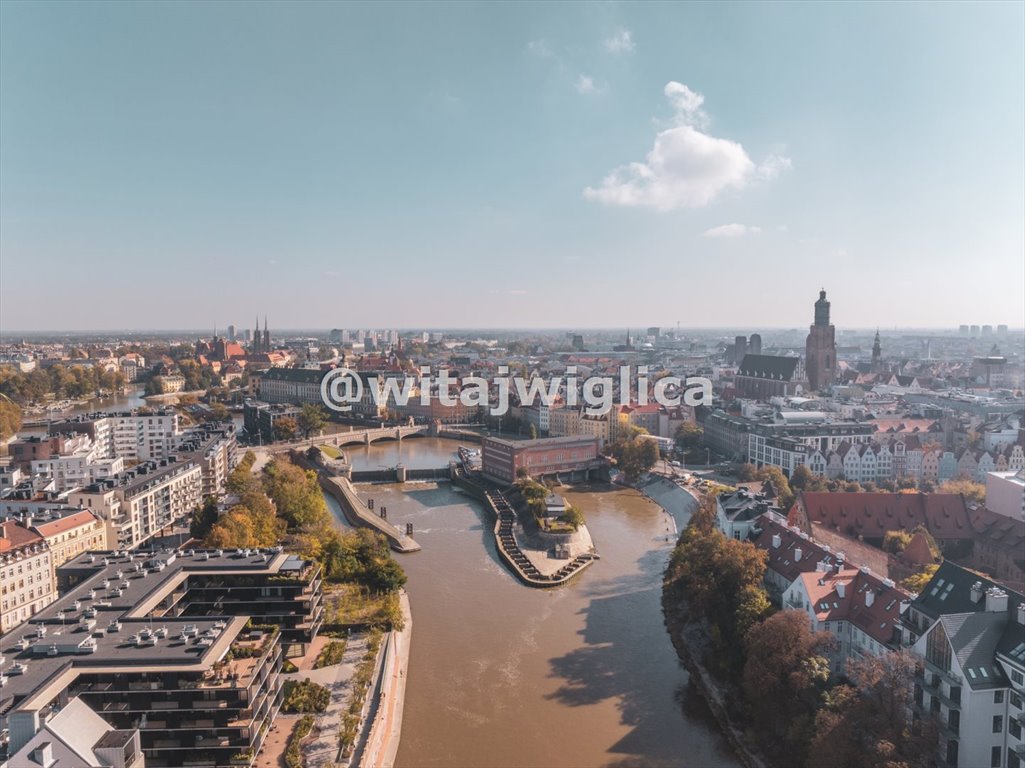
[797,492,972,541]
[939,612,1010,690]
[30,511,101,539]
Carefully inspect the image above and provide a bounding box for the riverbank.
[359,589,412,768]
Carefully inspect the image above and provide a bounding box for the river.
[327,438,738,768]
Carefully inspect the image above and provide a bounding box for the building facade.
[805,289,837,392]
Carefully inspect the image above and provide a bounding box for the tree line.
[663,495,937,768]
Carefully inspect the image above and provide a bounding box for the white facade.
[987,471,1025,521]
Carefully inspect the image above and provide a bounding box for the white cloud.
[574,74,600,95]
[526,39,554,58]
[702,224,762,239]
[604,29,634,54]
[584,82,791,211]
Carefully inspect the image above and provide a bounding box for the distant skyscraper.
[959,325,970,336]
[227,324,236,341]
[998,324,1009,336]
[805,290,837,392]
[647,327,660,338]
[571,334,584,351]
[748,333,762,355]
[982,325,993,336]
[971,325,980,337]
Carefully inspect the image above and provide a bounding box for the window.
[992,746,1002,768]
[994,715,1004,733]
[996,691,1006,704]
[1013,692,1023,710]
[1011,718,1022,740]
[1010,748,1021,768]
[946,741,958,766]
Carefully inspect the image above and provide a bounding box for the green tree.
[737,462,758,481]
[558,504,585,531]
[900,563,939,594]
[190,496,220,540]
[790,463,814,491]
[674,421,703,458]
[298,404,328,438]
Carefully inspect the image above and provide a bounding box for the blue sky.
[1,1,1022,331]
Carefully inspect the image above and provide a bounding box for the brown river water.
[326,438,739,768]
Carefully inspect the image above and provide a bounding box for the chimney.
[1017,603,1025,626]
[985,588,1008,613]
[32,743,54,768]
[771,534,781,549]
[836,581,846,598]
[795,548,802,562]
[970,581,985,604]
[900,599,911,615]
[866,590,875,607]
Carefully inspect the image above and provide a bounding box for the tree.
[226,451,259,496]
[807,651,938,768]
[298,404,328,438]
[743,610,833,764]
[558,505,585,531]
[757,465,795,510]
[938,478,985,504]
[737,463,758,482]
[882,530,913,554]
[273,417,298,441]
[674,421,703,459]
[262,458,330,531]
[790,463,815,491]
[0,398,22,441]
[901,563,939,594]
[529,423,538,440]
[191,496,220,540]
[609,433,659,480]
[206,402,230,422]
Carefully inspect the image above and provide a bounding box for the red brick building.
[481,435,601,484]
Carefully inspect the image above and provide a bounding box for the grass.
[313,639,347,669]
[323,584,404,631]
[319,444,342,459]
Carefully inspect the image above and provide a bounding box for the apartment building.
[68,461,203,550]
[903,562,1025,768]
[27,509,109,568]
[0,521,56,633]
[1,547,324,768]
[49,411,183,463]
[174,424,238,498]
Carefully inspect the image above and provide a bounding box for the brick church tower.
[805,289,836,391]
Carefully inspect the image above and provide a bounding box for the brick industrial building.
[481,435,602,484]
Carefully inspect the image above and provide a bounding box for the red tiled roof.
[797,492,971,541]
[31,511,101,539]
[797,568,910,646]
[0,521,45,553]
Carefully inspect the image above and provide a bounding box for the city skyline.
[1,2,1023,331]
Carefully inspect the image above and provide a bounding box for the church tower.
[805,289,837,392]
[871,330,883,372]
[252,315,261,354]
[262,317,270,353]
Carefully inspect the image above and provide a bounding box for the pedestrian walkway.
[302,635,367,768]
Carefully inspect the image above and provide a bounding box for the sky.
[1,1,1023,332]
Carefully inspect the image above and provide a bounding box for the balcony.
[925,660,962,686]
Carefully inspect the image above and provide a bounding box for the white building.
[987,470,1025,521]
[902,562,1025,768]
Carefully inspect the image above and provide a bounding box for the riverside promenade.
[358,590,412,768]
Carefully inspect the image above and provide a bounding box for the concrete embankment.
[320,474,422,553]
[291,450,421,553]
[358,590,412,768]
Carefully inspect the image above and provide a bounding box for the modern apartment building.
[1,547,324,768]
[68,461,203,550]
[49,411,183,464]
[902,562,1025,768]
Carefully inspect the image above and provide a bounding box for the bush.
[285,714,315,768]
[282,678,331,713]
[313,640,347,669]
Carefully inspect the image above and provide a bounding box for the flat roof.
[0,547,300,718]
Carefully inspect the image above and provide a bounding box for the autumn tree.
[737,463,758,482]
[938,478,986,504]
[609,429,659,480]
[273,417,298,441]
[0,398,23,441]
[190,496,219,540]
[262,458,330,531]
[790,463,815,491]
[743,610,833,764]
[226,451,260,496]
[807,651,939,768]
[756,465,795,510]
[901,563,939,594]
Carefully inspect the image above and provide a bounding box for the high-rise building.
[805,290,837,392]
[227,324,236,341]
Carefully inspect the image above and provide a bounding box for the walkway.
[296,635,368,768]
[358,590,412,768]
